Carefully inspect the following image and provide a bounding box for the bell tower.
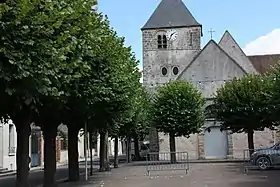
[141,0,202,153]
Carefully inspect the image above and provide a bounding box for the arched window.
[189,32,193,46]
[157,35,162,48]
[205,104,215,119]
[157,34,167,49]
[162,35,167,48]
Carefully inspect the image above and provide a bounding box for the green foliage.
[152,80,205,137]
[89,37,141,129]
[0,0,141,184]
[211,74,276,133]
[267,62,280,123]
[117,86,152,140]
[34,0,101,129]
[81,25,141,131]
[132,87,153,140]
[0,0,98,124]
[55,1,141,134]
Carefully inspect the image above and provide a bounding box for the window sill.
[8,153,16,156]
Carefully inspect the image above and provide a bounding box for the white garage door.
[204,126,228,159]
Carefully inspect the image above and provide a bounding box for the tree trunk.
[15,122,31,187]
[113,136,119,168]
[42,126,57,187]
[89,131,93,176]
[247,130,255,155]
[67,126,80,181]
[127,137,131,163]
[133,134,140,161]
[99,130,108,172]
[105,134,109,166]
[169,133,176,163]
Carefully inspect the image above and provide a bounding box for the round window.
[172,66,179,75]
[161,67,168,76]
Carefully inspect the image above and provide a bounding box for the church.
[141,0,280,159]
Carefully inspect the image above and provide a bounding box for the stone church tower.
[141,0,203,152]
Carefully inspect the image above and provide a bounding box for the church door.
[204,126,228,159]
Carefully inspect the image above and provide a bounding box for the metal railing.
[243,148,280,173]
[146,152,189,176]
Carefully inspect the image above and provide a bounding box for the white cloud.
[243,29,280,55]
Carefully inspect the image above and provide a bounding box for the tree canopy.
[151,80,204,162]
[0,0,99,186]
[152,80,205,137]
[211,74,276,150]
[0,0,141,185]
[266,62,280,123]
[211,74,275,133]
[117,86,152,140]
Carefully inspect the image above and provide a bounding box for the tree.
[118,86,152,161]
[0,0,90,186]
[151,80,205,163]
[57,8,141,174]
[211,74,275,153]
[86,30,141,171]
[265,62,280,135]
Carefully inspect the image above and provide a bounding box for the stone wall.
[38,133,62,165]
[149,128,159,153]
[142,26,201,88]
[142,26,202,154]
[158,133,199,160]
[229,128,276,159]
[197,133,204,159]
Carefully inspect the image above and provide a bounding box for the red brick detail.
[38,131,43,166]
[56,137,61,162]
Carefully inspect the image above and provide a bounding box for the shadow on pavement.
[224,163,280,187]
[57,175,105,187]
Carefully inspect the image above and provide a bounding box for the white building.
[77,133,124,160]
[1,122,125,171]
[0,120,17,171]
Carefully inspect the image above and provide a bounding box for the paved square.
[60,163,279,187]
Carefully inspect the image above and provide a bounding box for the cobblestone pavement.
[57,163,280,187]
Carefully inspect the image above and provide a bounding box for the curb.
[188,159,244,163]
[0,162,70,178]
[122,159,245,167]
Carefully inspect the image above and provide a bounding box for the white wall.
[107,137,123,156]
[0,120,17,170]
[0,124,3,168]
[60,150,68,163]
[96,135,123,157]
[78,131,85,158]
[0,127,124,170]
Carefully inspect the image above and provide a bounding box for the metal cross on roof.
[208,28,215,39]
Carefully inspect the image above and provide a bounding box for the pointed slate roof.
[218,31,258,74]
[177,40,247,80]
[141,0,201,30]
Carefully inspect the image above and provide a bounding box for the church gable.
[177,40,247,98]
[219,31,257,74]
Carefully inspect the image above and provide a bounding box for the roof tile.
[248,54,280,74]
[142,0,201,30]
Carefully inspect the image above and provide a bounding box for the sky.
[98,0,280,69]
